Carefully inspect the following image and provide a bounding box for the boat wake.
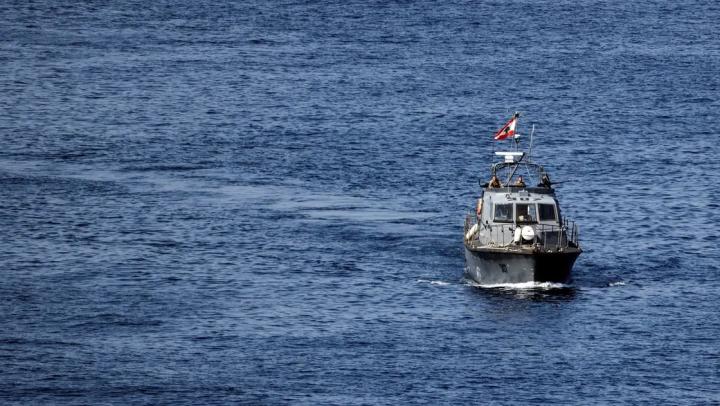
[464,280,571,290]
[416,279,451,286]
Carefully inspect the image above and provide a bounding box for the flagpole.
[509,112,514,151]
[508,111,517,150]
[513,111,516,151]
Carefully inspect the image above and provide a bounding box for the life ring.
[476,198,483,215]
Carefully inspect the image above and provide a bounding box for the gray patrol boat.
[463,124,581,285]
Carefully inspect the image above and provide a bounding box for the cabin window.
[516,204,537,222]
[493,204,513,222]
[538,204,557,221]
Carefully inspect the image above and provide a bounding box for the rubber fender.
[465,223,479,240]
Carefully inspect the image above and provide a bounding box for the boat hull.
[464,246,580,285]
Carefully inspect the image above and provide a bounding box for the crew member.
[488,175,503,188]
[539,173,552,188]
[513,176,526,187]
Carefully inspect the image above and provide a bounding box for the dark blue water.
[2,1,719,404]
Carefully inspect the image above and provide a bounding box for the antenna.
[528,124,535,162]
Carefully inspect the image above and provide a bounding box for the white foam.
[417,279,451,286]
[465,280,571,289]
[608,281,626,287]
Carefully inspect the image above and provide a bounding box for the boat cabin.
[467,151,578,248]
[480,187,562,226]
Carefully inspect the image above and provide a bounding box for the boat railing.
[464,213,579,249]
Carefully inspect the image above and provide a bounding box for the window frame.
[493,203,514,223]
[515,203,538,223]
[538,203,558,222]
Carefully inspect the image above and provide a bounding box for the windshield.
[538,203,557,222]
[493,203,513,222]
[516,204,537,222]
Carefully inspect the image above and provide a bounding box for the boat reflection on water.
[465,280,578,303]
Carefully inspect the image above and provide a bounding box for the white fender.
[513,227,522,243]
[465,223,479,240]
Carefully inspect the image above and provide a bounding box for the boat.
[463,113,582,285]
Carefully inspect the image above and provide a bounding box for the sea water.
[1,1,719,404]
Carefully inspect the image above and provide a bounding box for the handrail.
[464,212,579,249]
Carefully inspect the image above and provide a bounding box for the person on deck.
[488,175,503,189]
[513,176,526,187]
[539,173,552,188]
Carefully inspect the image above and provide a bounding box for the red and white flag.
[493,116,517,140]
